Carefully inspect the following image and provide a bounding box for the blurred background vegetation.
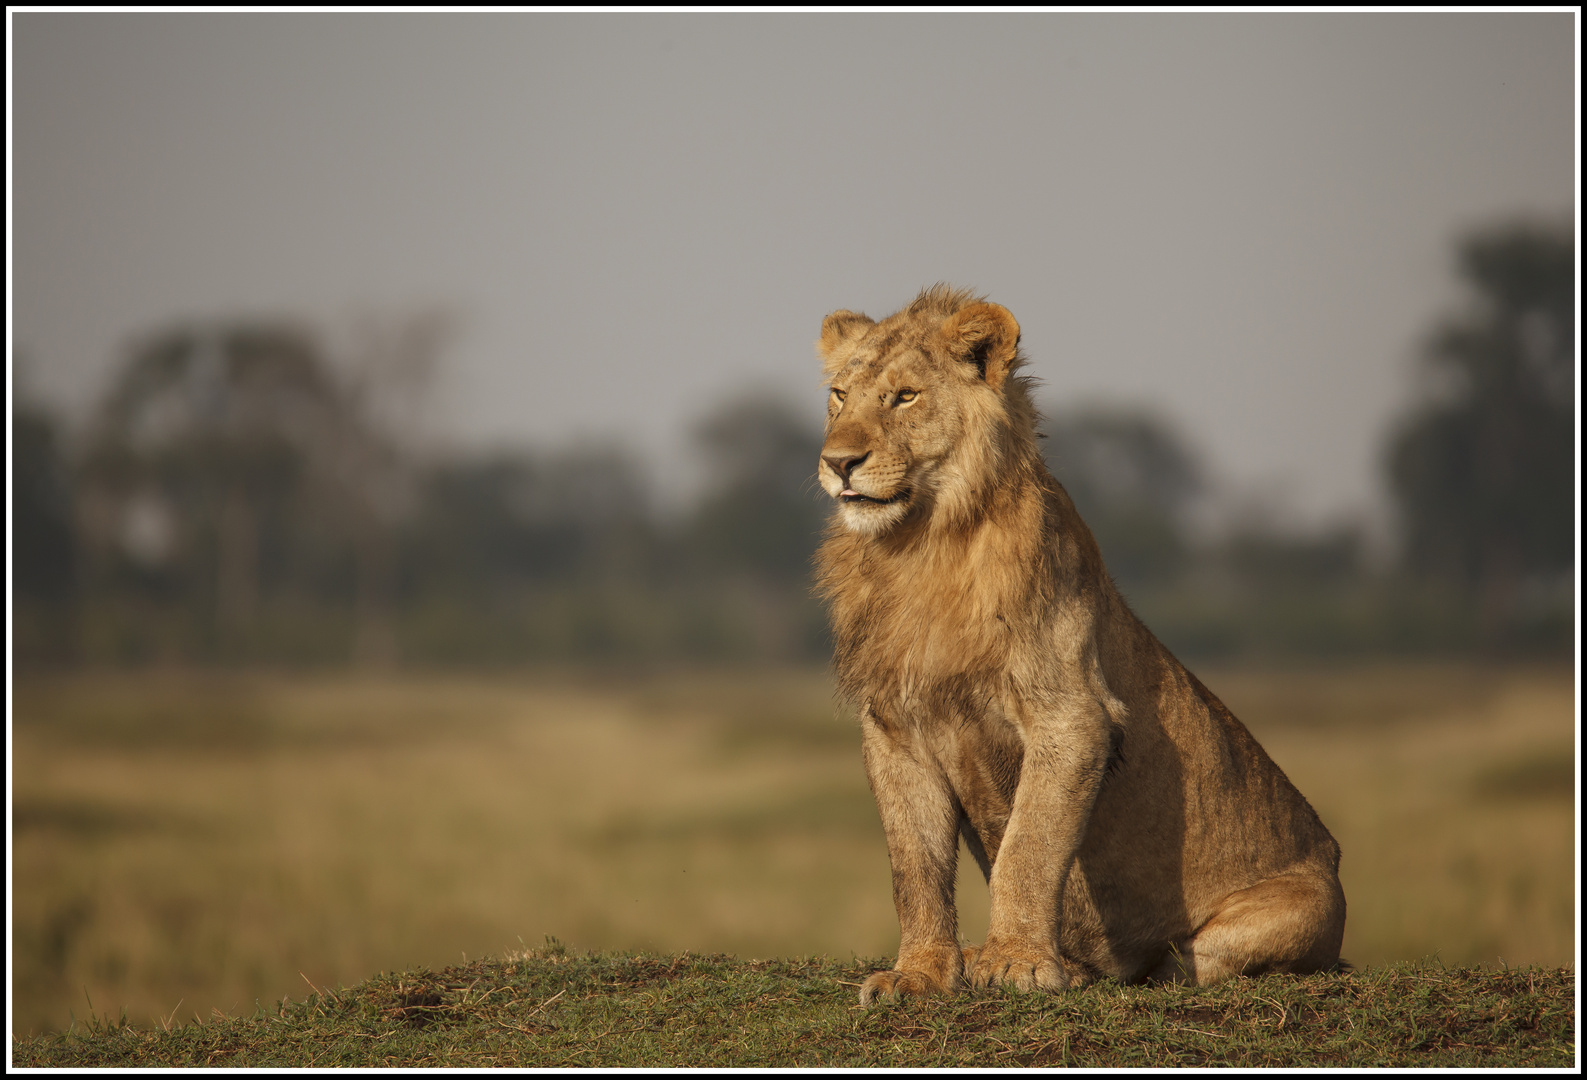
[12,219,1575,670]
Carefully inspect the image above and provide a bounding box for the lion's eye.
[830,388,846,405]
[895,389,918,406]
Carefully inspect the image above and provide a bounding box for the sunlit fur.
[814,286,1345,1006]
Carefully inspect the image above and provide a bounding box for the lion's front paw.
[968,938,1070,992]
[859,960,963,1006]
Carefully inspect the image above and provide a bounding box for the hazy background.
[12,12,1576,523]
[8,11,1578,1038]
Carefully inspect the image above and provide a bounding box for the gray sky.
[10,12,1577,527]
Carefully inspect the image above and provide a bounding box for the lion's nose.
[822,452,869,482]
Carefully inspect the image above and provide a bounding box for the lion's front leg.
[859,704,963,1006]
[970,696,1112,993]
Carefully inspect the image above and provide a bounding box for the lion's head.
[816,285,1040,536]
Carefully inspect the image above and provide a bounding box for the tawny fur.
[813,285,1345,1005]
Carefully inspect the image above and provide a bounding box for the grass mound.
[13,947,1574,1068]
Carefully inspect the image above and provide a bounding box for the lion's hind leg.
[1148,871,1345,985]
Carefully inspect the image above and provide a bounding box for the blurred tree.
[12,372,85,666]
[1385,220,1574,638]
[401,447,651,598]
[335,310,451,663]
[675,394,830,661]
[1220,525,1363,589]
[12,395,77,605]
[75,321,412,660]
[1040,407,1203,587]
[685,394,828,583]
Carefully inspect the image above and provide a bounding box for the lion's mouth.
[841,488,910,506]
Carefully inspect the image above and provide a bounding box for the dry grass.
[10,661,1577,1037]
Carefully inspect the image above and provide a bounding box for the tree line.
[11,220,1573,667]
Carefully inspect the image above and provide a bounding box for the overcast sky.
[10,12,1577,528]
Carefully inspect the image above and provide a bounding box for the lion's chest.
[839,565,1018,683]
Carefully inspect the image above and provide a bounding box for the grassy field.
[13,949,1574,1068]
[9,661,1578,1041]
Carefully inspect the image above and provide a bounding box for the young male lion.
[814,286,1345,1005]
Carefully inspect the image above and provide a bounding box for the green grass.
[12,947,1575,1068]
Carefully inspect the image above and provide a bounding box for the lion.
[813,286,1345,1005]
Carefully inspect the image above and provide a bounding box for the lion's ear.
[818,310,874,367]
[941,302,1021,391]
